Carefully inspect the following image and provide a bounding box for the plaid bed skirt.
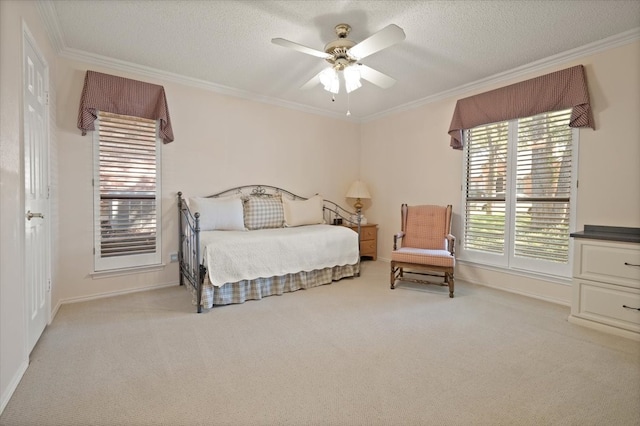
[186,263,359,309]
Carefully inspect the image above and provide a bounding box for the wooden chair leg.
[449,273,454,298]
[390,263,396,289]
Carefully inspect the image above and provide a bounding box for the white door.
[23,32,50,354]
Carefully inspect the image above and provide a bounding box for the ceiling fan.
[272,23,405,95]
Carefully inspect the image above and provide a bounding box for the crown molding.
[362,27,640,122]
[36,0,66,54]
[57,48,355,123]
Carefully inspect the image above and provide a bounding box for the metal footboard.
[177,192,205,313]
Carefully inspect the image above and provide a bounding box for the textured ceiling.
[40,0,640,120]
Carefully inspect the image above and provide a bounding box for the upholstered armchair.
[390,204,455,297]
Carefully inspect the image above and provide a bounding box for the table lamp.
[346,180,371,224]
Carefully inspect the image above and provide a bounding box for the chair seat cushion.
[391,247,455,267]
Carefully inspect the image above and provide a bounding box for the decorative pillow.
[243,195,284,230]
[283,195,325,227]
[188,196,245,231]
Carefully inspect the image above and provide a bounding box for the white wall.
[0,0,58,413]
[54,57,361,306]
[361,40,640,304]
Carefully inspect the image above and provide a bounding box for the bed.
[177,185,363,312]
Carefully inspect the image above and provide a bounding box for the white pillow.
[283,195,324,227]
[188,196,246,231]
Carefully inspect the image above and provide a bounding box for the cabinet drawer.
[574,241,640,288]
[361,227,376,241]
[574,280,640,332]
[360,240,376,255]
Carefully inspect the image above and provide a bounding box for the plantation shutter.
[514,109,573,263]
[463,121,509,255]
[94,111,161,271]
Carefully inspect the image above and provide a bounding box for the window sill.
[90,263,168,279]
[457,259,572,286]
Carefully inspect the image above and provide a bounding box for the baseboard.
[468,279,571,307]
[568,315,640,341]
[379,257,571,306]
[51,299,62,323]
[1,358,28,415]
[58,281,179,306]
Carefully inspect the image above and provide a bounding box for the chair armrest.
[393,231,405,251]
[446,234,456,255]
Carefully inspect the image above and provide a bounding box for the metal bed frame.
[177,185,362,313]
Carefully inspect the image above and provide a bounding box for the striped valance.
[77,71,174,143]
[448,65,594,150]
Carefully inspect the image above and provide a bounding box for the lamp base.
[351,213,367,225]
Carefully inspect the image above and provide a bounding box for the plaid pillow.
[243,195,284,230]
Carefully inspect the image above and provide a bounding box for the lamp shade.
[319,67,340,94]
[343,66,362,93]
[346,180,371,200]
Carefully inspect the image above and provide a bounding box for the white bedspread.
[200,224,359,287]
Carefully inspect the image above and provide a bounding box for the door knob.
[26,210,44,220]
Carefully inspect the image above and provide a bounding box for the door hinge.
[47,185,51,199]
[44,91,49,106]
[47,279,51,292]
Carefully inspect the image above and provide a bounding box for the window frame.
[92,111,162,272]
[458,110,579,279]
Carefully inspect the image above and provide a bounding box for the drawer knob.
[624,262,640,267]
[622,305,640,311]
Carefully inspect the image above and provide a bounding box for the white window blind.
[93,111,162,271]
[514,110,573,264]
[461,109,577,278]
[463,120,509,255]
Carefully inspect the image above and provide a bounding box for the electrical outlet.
[169,252,178,263]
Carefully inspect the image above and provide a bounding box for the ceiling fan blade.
[271,38,331,59]
[357,64,397,89]
[348,24,406,60]
[300,71,322,90]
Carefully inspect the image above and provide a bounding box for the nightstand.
[346,223,378,260]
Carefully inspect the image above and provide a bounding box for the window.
[93,111,162,272]
[460,109,577,278]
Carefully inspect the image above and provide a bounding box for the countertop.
[570,225,640,244]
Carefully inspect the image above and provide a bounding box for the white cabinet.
[569,232,640,340]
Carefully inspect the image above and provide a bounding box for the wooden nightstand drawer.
[361,227,376,241]
[346,223,378,260]
[360,240,377,256]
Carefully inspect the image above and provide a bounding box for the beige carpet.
[2,260,639,426]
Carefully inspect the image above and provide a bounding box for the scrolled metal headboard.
[205,184,359,226]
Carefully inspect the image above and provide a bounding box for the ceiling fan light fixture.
[344,66,362,93]
[319,67,340,94]
[274,22,405,96]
